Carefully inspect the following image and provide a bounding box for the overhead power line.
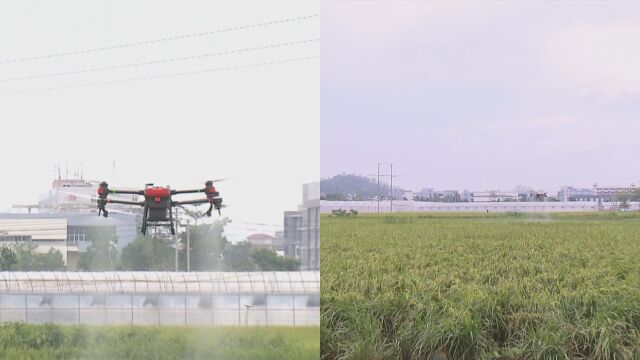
[0,56,318,96]
[0,14,319,65]
[0,38,319,83]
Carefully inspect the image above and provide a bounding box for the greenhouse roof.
[0,271,319,294]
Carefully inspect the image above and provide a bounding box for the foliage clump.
[331,209,358,217]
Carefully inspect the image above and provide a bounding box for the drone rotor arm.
[106,199,145,206]
[172,199,210,206]
[171,189,205,195]
[107,189,144,195]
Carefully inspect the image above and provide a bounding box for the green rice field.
[0,323,319,359]
[321,212,640,359]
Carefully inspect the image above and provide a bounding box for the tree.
[0,247,17,270]
[38,248,66,270]
[320,174,391,200]
[251,248,300,271]
[120,235,174,271]
[618,192,631,210]
[78,227,118,271]
[179,221,227,271]
[223,241,254,271]
[12,244,65,271]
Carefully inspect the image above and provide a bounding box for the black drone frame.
[96,181,223,235]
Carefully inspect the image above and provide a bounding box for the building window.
[0,235,32,243]
[66,227,87,246]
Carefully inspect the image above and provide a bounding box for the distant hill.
[320,174,390,200]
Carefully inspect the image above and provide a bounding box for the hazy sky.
[321,1,640,193]
[0,0,318,240]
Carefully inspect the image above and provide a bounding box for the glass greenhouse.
[0,271,319,326]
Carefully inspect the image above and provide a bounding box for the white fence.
[321,200,640,213]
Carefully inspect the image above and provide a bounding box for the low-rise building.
[246,233,275,249]
[472,191,519,202]
[273,231,285,252]
[417,188,435,201]
[283,183,319,271]
[558,186,596,202]
[0,217,68,262]
[592,183,637,200]
[0,213,138,270]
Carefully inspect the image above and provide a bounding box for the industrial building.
[558,186,597,202]
[0,177,140,270]
[592,183,637,199]
[0,213,138,270]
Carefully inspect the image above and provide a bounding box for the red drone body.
[144,186,171,203]
[96,180,224,235]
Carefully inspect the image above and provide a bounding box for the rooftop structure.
[37,178,141,214]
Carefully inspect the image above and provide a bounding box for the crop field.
[0,323,319,359]
[321,212,640,359]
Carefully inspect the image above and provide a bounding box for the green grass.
[0,322,319,359]
[321,212,640,359]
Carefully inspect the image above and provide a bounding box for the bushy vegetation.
[1,221,297,272]
[78,221,299,272]
[331,209,358,217]
[0,244,65,271]
[321,212,640,359]
[321,174,390,201]
[0,323,319,360]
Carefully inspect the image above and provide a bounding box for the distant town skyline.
[321,171,640,194]
[322,1,640,192]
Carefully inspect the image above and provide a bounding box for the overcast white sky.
[322,1,640,193]
[0,0,319,240]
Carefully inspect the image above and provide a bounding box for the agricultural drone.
[96,181,224,235]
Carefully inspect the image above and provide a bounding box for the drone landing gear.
[169,207,175,235]
[141,206,149,236]
[206,198,224,216]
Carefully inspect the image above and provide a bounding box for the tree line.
[0,221,300,272]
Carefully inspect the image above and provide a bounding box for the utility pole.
[186,221,190,272]
[390,163,394,213]
[377,162,399,213]
[377,162,380,213]
[174,207,179,272]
